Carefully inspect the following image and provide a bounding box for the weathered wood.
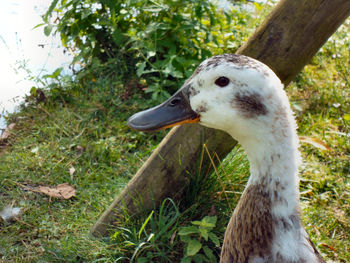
[238,0,350,84]
[91,124,236,236]
[91,0,350,237]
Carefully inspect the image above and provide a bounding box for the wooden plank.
[91,0,350,237]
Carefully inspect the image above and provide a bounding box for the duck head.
[127,54,290,146]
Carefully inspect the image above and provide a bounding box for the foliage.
[111,198,180,262]
[178,216,220,263]
[42,0,254,101]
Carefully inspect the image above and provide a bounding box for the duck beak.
[127,89,200,132]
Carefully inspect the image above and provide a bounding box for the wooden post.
[91,0,350,237]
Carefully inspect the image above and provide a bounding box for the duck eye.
[215,77,230,87]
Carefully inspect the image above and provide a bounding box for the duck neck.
[228,111,300,218]
[220,128,304,262]
[240,130,301,218]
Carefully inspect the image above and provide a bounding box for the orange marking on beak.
[158,115,200,130]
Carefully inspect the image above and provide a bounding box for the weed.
[179,216,220,263]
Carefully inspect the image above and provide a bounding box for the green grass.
[0,80,166,262]
[0,14,349,263]
[288,21,350,261]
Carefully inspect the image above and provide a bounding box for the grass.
[287,22,350,261]
[0,80,166,262]
[0,11,349,263]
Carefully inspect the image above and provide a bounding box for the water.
[0,117,6,132]
[0,0,72,130]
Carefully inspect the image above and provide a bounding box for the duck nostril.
[170,98,181,106]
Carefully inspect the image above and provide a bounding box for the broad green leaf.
[199,228,208,241]
[52,67,63,78]
[192,216,217,228]
[180,257,192,263]
[163,62,183,78]
[44,24,53,36]
[43,67,63,79]
[147,51,156,58]
[81,9,91,19]
[137,257,148,263]
[344,114,350,121]
[30,87,37,96]
[203,216,217,225]
[208,232,220,247]
[192,221,214,228]
[192,254,207,263]
[203,246,216,261]
[186,239,202,256]
[180,235,191,243]
[136,62,146,77]
[178,226,200,236]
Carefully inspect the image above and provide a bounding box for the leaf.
[180,257,192,263]
[192,254,207,263]
[81,9,91,20]
[76,145,83,157]
[0,206,21,222]
[146,51,156,58]
[143,6,163,13]
[136,62,146,77]
[69,166,75,179]
[51,67,63,78]
[180,235,191,243]
[0,123,15,141]
[43,67,63,79]
[43,0,59,22]
[192,216,216,228]
[162,62,183,78]
[208,232,220,247]
[203,216,217,225]
[138,210,154,239]
[37,183,76,199]
[44,24,53,36]
[343,114,350,121]
[203,246,216,261]
[199,228,208,241]
[137,257,149,263]
[178,226,200,236]
[186,239,202,256]
[33,23,46,29]
[320,243,337,252]
[170,230,177,245]
[299,136,331,151]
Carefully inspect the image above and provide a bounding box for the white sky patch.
[0,0,72,129]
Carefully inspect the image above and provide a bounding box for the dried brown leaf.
[320,243,337,252]
[69,166,76,180]
[0,123,16,141]
[299,136,331,151]
[76,145,83,157]
[37,183,76,199]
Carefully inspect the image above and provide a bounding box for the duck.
[127,54,325,263]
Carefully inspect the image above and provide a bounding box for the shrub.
[43,0,253,101]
